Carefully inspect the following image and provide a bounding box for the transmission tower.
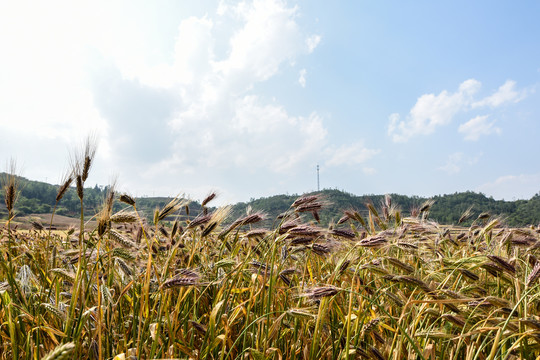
[317,164,320,192]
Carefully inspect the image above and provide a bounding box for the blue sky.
[1,1,539,204]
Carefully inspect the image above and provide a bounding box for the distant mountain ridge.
[230,189,540,227]
[0,173,204,222]
[1,173,539,227]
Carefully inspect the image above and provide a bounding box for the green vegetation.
[1,175,539,228]
[0,174,203,224]
[231,189,540,228]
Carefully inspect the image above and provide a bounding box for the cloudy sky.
[1,1,539,204]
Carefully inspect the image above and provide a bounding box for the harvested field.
[14,213,97,231]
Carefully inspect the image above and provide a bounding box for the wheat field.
[2,142,540,360]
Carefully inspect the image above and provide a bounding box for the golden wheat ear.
[42,342,75,360]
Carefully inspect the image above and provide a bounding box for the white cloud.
[458,115,501,141]
[477,174,540,200]
[0,0,370,202]
[388,79,527,143]
[150,0,370,185]
[214,0,306,82]
[472,80,526,108]
[167,94,328,174]
[0,1,109,181]
[156,1,331,179]
[169,17,215,86]
[306,34,321,53]
[388,79,480,142]
[0,3,107,134]
[298,68,307,87]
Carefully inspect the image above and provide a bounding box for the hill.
[231,189,540,227]
[1,173,539,227]
[0,173,203,224]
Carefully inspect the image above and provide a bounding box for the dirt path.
[9,213,97,230]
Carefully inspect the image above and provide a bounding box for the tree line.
[1,173,539,227]
[230,189,540,227]
[0,173,202,222]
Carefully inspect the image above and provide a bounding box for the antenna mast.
[317,164,320,192]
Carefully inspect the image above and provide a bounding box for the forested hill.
[0,173,203,222]
[1,173,539,227]
[231,189,540,227]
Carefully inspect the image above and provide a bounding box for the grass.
[1,150,540,359]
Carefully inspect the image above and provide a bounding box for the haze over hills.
[1,173,539,227]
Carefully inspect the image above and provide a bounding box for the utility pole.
[317,164,320,192]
